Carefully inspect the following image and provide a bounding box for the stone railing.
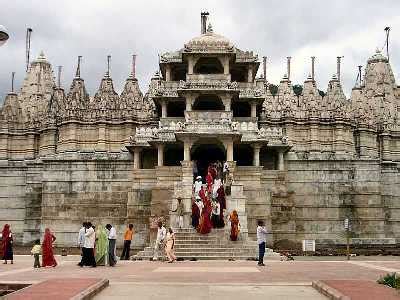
[159,117,186,131]
[179,75,237,91]
[259,127,284,139]
[186,74,231,81]
[237,82,265,98]
[185,111,232,124]
[184,110,233,133]
[150,81,180,98]
[236,51,258,63]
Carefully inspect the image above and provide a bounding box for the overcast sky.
[1,0,400,104]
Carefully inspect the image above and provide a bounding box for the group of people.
[191,162,240,241]
[1,224,57,268]
[153,221,177,263]
[77,222,134,267]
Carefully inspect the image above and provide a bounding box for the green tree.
[268,84,278,96]
[292,84,303,96]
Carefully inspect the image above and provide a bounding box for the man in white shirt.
[77,222,86,249]
[78,222,96,267]
[106,224,117,266]
[193,176,203,200]
[257,220,268,266]
[153,221,166,261]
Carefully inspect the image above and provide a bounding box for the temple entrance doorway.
[191,139,226,181]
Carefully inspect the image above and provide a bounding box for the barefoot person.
[42,228,57,267]
[106,224,117,267]
[165,228,176,263]
[229,210,240,241]
[1,224,13,264]
[95,225,108,266]
[172,197,184,229]
[153,221,166,261]
[121,224,134,260]
[257,220,268,266]
[79,222,96,267]
[31,239,41,268]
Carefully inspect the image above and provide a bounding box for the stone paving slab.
[0,256,392,284]
[94,283,327,300]
[322,280,400,300]
[4,278,108,300]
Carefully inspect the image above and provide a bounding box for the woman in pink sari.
[42,228,57,267]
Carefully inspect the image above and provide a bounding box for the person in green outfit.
[95,225,108,266]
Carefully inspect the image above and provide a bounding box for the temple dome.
[184,24,234,52]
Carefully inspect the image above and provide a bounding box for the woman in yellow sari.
[95,225,108,266]
[229,210,240,241]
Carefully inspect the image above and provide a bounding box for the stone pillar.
[133,148,142,169]
[222,95,232,112]
[252,144,261,167]
[250,101,257,118]
[157,144,164,167]
[278,150,285,171]
[183,140,192,161]
[188,56,194,75]
[223,56,230,75]
[226,140,234,162]
[165,65,171,81]
[185,94,193,111]
[161,100,167,118]
[248,65,253,83]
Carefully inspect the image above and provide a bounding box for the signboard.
[344,218,350,230]
[302,239,316,252]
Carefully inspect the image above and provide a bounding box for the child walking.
[31,239,41,268]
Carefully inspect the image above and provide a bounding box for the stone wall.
[40,158,135,247]
[0,161,27,243]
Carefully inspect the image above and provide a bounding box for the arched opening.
[260,147,278,170]
[234,144,253,166]
[171,65,187,81]
[230,65,247,82]
[155,103,162,118]
[164,143,184,166]
[232,101,251,117]
[193,94,224,111]
[194,57,224,74]
[167,100,185,117]
[141,148,157,169]
[191,139,226,180]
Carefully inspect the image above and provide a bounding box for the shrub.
[377,272,400,289]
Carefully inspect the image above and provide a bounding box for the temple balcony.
[179,74,237,92]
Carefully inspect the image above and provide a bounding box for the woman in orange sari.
[229,210,240,241]
[42,228,57,267]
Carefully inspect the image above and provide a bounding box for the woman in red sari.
[198,187,212,234]
[1,224,13,264]
[206,171,213,194]
[42,228,57,267]
[229,210,240,241]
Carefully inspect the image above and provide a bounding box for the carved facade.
[1,17,400,250]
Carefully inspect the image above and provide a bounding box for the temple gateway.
[1,14,400,254]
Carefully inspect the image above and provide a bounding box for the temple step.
[133,227,280,261]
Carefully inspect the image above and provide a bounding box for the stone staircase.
[133,227,280,260]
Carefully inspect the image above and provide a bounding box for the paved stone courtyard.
[1,255,400,299]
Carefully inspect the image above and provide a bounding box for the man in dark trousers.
[257,220,268,266]
[121,224,134,260]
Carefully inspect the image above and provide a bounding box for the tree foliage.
[268,84,278,96]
